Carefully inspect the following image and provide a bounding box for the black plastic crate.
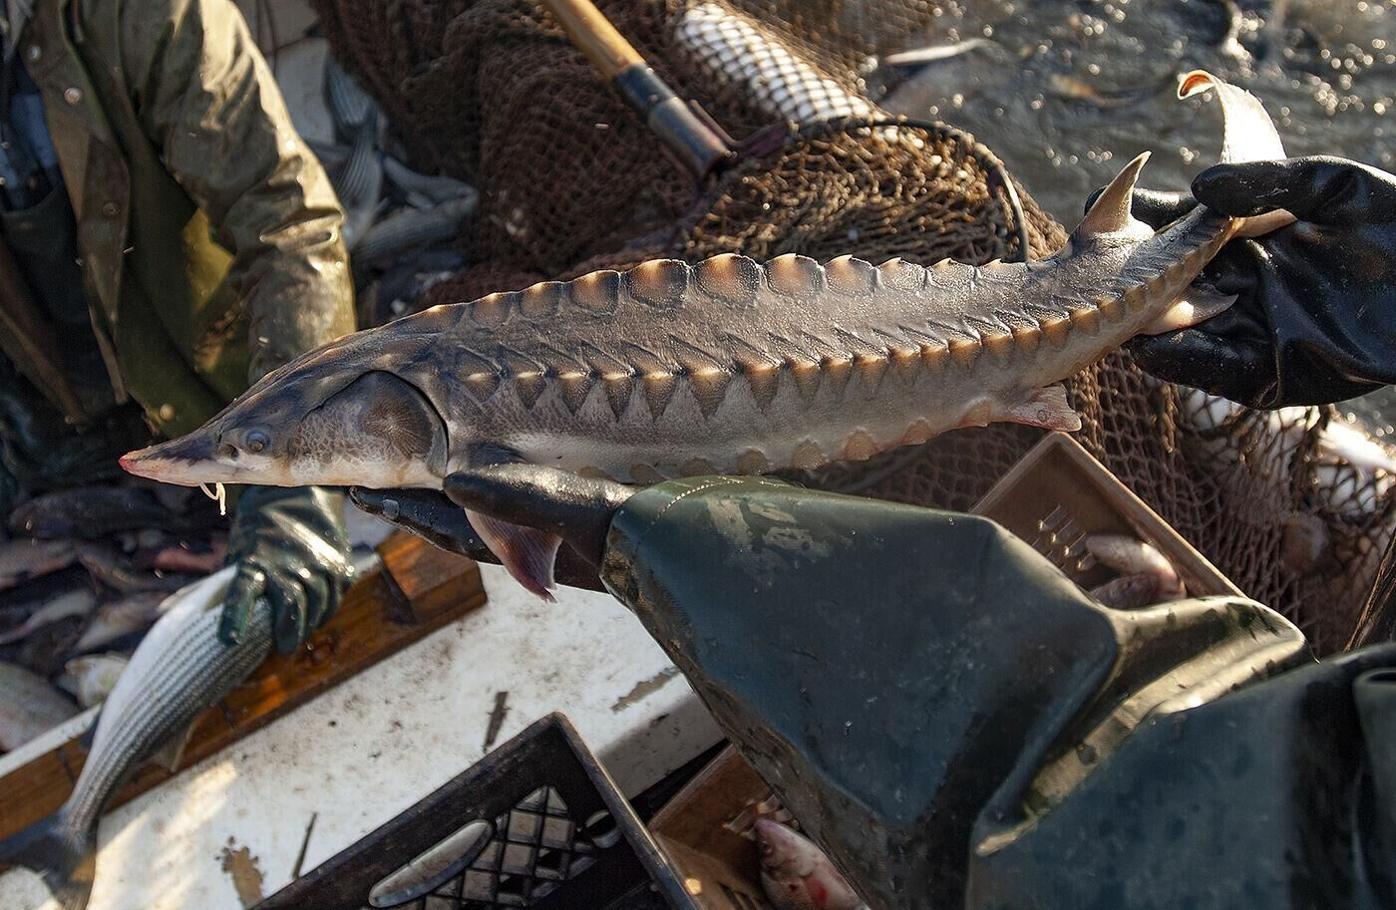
[258,713,699,909]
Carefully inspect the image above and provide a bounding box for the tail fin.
[0,811,97,910]
[1177,70,1284,165]
[1178,70,1295,237]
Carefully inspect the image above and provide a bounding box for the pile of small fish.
[311,59,479,326]
[0,481,225,753]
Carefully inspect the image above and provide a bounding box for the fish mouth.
[120,435,245,487]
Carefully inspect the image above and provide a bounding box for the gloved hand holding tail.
[1102,155,1396,408]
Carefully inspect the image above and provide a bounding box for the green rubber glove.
[219,485,353,653]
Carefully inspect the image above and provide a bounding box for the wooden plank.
[0,533,485,844]
[649,746,774,910]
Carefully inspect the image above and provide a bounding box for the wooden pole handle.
[541,0,644,79]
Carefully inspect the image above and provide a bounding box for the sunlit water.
[879,0,1396,432]
[881,0,1396,222]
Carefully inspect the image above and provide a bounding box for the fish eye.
[243,428,271,454]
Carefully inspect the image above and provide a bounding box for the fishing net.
[311,0,1395,655]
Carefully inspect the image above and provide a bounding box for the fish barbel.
[121,72,1292,597]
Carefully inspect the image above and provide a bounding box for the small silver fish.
[7,485,187,539]
[754,819,867,910]
[76,544,185,594]
[0,589,97,646]
[1085,534,1185,602]
[59,654,129,709]
[0,538,76,592]
[1315,420,1396,477]
[1178,387,1396,517]
[882,37,995,66]
[0,661,79,751]
[0,567,270,910]
[381,155,478,207]
[72,592,167,654]
[325,58,376,133]
[335,112,385,251]
[353,195,477,268]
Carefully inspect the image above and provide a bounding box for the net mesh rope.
[312,0,1393,655]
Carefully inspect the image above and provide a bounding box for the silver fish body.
[0,538,76,592]
[335,112,384,251]
[0,661,79,750]
[7,486,183,539]
[325,59,376,133]
[72,591,167,654]
[0,567,269,910]
[674,2,877,125]
[76,544,186,594]
[59,654,129,708]
[1085,534,1185,602]
[0,589,97,646]
[381,155,478,207]
[354,195,476,267]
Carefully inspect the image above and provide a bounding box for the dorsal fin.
[1072,151,1151,241]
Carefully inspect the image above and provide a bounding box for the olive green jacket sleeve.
[115,0,355,380]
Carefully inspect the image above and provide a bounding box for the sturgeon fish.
[120,72,1291,597]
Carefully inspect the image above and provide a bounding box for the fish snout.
[119,433,224,486]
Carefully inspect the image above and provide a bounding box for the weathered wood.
[0,532,485,843]
[649,746,774,910]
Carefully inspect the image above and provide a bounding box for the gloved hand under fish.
[355,463,1396,909]
[119,71,1298,600]
[351,469,1189,612]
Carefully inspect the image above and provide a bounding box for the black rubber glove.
[220,485,353,653]
[348,469,631,591]
[1110,156,1396,408]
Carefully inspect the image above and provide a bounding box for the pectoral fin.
[150,722,193,772]
[466,510,562,601]
[995,384,1082,431]
[1140,286,1237,335]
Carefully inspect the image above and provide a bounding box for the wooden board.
[649,746,775,910]
[0,532,485,844]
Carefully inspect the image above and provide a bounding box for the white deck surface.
[0,566,722,909]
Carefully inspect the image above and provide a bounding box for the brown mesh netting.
[312,0,1395,654]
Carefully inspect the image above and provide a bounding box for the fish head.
[121,330,449,489]
[754,820,864,910]
[754,819,819,880]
